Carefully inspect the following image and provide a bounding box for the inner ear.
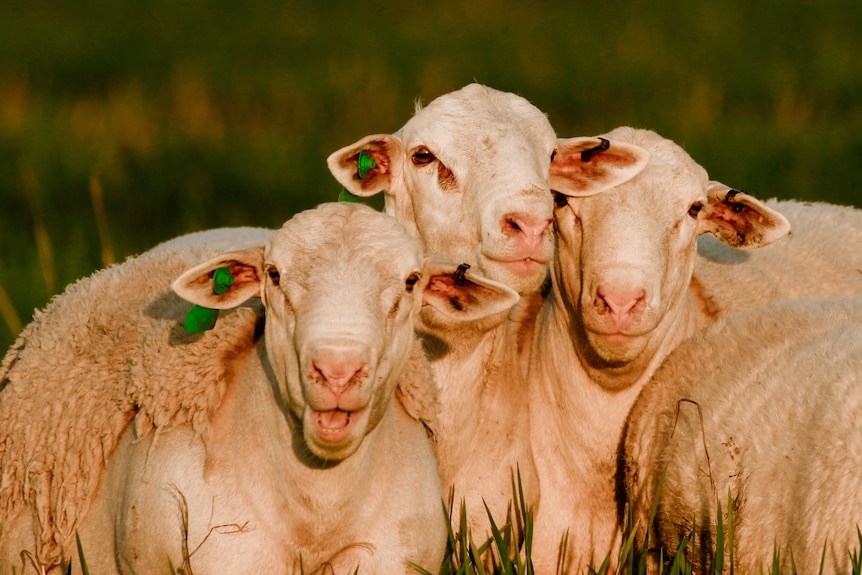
[419,257,520,322]
[551,136,650,197]
[702,184,791,248]
[424,274,484,313]
[326,135,404,197]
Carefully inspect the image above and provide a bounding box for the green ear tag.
[183,266,235,332]
[338,150,377,202]
[211,266,235,295]
[184,306,219,332]
[356,149,376,179]
[338,188,362,203]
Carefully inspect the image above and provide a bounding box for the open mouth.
[311,408,361,444]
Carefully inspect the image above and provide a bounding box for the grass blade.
[76,532,90,575]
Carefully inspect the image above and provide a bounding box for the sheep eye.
[550,149,557,162]
[405,272,421,293]
[688,203,703,218]
[267,266,281,285]
[411,147,436,166]
[552,191,568,208]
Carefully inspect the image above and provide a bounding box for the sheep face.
[261,204,423,460]
[328,83,557,296]
[173,203,520,462]
[551,127,790,371]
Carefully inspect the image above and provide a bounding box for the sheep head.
[174,203,519,461]
[327,83,557,297]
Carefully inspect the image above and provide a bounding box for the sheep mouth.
[583,329,651,365]
[482,255,549,277]
[311,408,364,443]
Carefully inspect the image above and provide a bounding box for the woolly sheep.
[694,198,862,311]
[0,203,520,574]
[327,85,648,544]
[149,225,273,254]
[328,82,556,298]
[0,229,274,572]
[328,82,554,539]
[623,296,862,574]
[524,127,793,573]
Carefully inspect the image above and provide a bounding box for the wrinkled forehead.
[266,203,423,281]
[399,85,556,158]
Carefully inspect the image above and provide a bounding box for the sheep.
[0,203,521,574]
[331,99,862,570]
[694,198,862,311]
[327,84,647,544]
[622,296,862,574]
[530,128,861,572]
[328,82,556,298]
[524,127,797,573]
[149,226,273,254]
[0,230,269,572]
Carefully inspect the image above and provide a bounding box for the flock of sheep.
[1,83,861,574]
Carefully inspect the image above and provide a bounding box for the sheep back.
[695,200,862,316]
[624,297,862,573]
[0,244,262,567]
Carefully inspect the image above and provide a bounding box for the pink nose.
[595,286,647,325]
[310,350,367,395]
[501,213,552,243]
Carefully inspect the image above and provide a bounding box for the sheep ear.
[550,137,650,197]
[173,248,265,309]
[327,134,405,197]
[701,182,790,248]
[418,256,520,322]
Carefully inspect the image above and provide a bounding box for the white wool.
[0,242,264,568]
[623,297,862,574]
[527,126,861,573]
[328,83,559,541]
[1,203,518,574]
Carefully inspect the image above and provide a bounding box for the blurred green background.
[1,0,861,352]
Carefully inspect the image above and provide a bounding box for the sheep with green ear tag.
[328,85,650,549]
[0,203,521,575]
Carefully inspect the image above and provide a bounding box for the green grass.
[426,476,862,575]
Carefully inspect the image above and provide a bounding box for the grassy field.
[1,0,861,350]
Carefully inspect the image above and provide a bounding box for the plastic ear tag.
[338,188,362,203]
[183,266,235,332]
[580,137,610,162]
[356,149,376,179]
[454,263,471,286]
[338,150,377,202]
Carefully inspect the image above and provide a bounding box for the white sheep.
[331,103,862,571]
[149,225,273,254]
[328,82,556,298]
[327,85,647,545]
[695,198,862,311]
[328,82,554,539]
[0,203,520,574]
[623,296,862,574]
[524,127,796,573]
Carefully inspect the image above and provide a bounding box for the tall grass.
[429,477,862,575]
